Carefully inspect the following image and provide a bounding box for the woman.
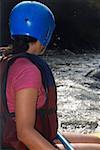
[1,1,100,150]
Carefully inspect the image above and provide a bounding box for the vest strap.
[37,107,56,115]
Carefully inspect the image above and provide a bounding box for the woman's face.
[35,40,46,55]
[27,41,45,55]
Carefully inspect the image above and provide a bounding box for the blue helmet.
[9,1,55,46]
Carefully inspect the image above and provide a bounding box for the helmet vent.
[25,18,31,26]
[25,18,29,22]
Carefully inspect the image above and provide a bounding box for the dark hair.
[11,35,37,54]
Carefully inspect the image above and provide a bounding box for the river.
[43,51,100,134]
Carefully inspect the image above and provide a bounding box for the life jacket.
[0,52,58,150]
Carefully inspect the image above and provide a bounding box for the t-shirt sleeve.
[12,59,42,92]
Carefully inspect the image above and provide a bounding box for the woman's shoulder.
[8,57,41,82]
[8,58,42,91]
[11,57,40,73]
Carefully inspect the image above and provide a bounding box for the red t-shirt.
[6,58,46,112]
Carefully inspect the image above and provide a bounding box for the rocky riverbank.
[43,51,100,134]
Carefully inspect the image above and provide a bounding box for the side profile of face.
[27,40,45,55]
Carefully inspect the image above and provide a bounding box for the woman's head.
[9,1,55,54]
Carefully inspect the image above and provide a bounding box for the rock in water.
[85,68,100,80]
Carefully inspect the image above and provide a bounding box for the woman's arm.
[15,88,57,150]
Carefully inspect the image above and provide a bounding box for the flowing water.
[43,52,100,134]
